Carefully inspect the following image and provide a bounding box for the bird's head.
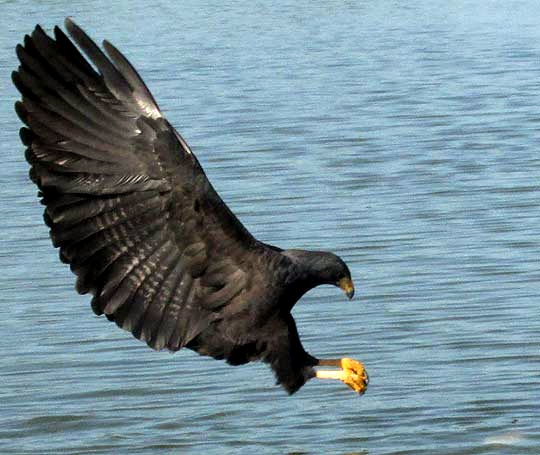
[283,250,355,300]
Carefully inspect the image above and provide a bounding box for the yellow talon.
[340,358,369,394]
[315,357,369,394]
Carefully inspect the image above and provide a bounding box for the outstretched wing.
[13,19,263,351]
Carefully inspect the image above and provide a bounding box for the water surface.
[1,1,539,454]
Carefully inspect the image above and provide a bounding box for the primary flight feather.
[13,18,368,395]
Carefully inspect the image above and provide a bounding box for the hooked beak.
[338,277,355,300]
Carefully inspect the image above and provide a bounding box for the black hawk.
[13,18,368,395]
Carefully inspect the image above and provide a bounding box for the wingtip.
[11,69,19,85]
[64,16,75,29]
[14,100,28,123]
[14,43,25,62]
[64,17,82,38]
[53,24,67,41]
[20,127,35,146]
[33,24,45,35]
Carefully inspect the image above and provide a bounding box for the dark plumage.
[13,19,367,395]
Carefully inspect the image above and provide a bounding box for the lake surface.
[1,1,539,454]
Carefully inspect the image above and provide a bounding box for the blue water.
[1,1,539,454]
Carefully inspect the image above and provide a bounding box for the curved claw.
[340,358,369,394]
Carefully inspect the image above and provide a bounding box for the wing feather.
[151,261,188,350]
[64,19,134,104]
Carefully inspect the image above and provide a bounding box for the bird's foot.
[314,357,369,395]
[340,358,369,394]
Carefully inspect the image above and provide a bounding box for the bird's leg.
[314,358,369,394]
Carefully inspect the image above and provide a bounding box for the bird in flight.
[13,18,368,395]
